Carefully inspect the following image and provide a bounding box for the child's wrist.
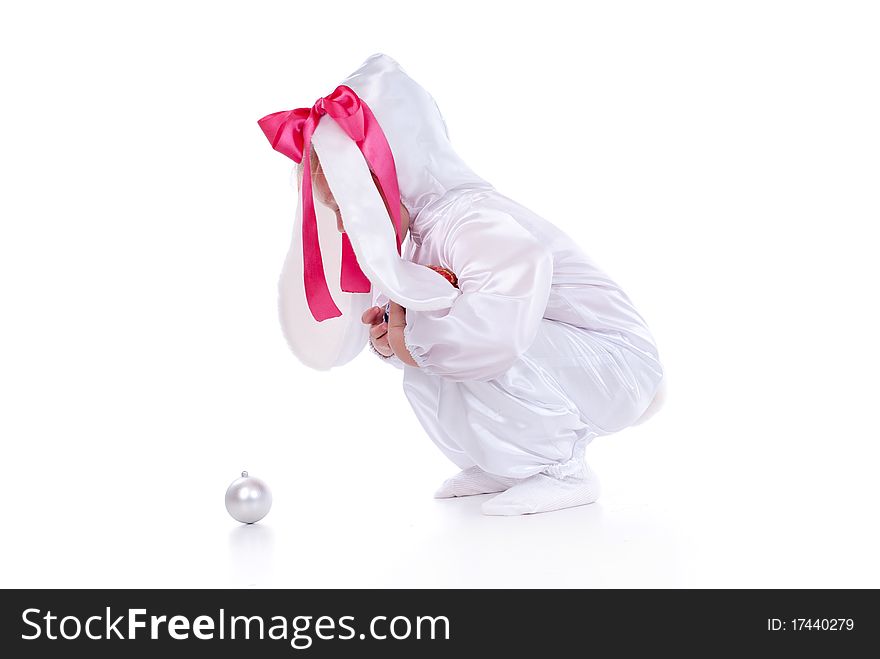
[369,340,394,359]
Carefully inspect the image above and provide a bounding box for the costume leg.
[402,319,662,511]
[400,368,475,471]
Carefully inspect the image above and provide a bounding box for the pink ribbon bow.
[258,85,403,322]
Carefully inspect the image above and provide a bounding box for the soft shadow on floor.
[380,495,683,587]
[228,523,275,586]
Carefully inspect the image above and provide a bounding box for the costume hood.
[262,54,489,370]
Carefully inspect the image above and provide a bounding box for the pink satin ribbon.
[259,85,403,322]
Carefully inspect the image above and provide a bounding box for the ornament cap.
[241,471,248,478]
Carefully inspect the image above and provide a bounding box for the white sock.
[434,466,518,499]
[481,462,600,516]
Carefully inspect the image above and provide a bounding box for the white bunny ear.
[311,118,461,311]
[277,199,371,370]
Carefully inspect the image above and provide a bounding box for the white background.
[1,1,878,588]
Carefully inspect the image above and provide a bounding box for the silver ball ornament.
[225,471,272,524]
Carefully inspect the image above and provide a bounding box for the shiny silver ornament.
[225,471,272,524]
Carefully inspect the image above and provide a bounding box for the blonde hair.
[293,148,320,196]
[295,147,320,183]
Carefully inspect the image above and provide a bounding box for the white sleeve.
[402,209,553,381]
[368,340,406,369]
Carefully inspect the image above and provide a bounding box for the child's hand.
[361,306,394,357]
[387,301,419,367]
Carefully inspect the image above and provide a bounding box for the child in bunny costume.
[259,54,665,515]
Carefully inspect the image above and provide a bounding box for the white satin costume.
[268,54,665,515]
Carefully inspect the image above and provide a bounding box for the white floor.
[4,358,877,589]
